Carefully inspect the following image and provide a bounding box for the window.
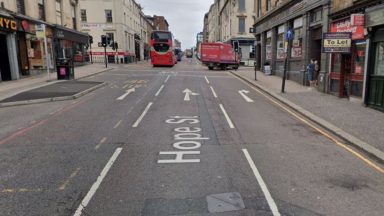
[374,42,384,76]
[105,10,113,23]
[81,10,87,22]
[276,25,285,60]
[56,0,62,25]
[266,0,271,11]
[71,4,76,30]
[16,0,25,15]
[311,9,322,23]
[38,0,45,20]
[238,0,245,12]
[238,17,245,33]
[257,0,261,17]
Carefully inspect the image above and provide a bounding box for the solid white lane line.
[113,120,123,129]
[205,76,210,84]
[164,75,170,83]
[219,104,235,129]
[210,86,218,98]
[132,102,153,128]
[155,85,165,97]
[242,149,281,216]
[73,148,123,216]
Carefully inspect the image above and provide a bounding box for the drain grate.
[206,192,245,213]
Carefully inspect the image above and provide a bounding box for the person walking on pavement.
[307,59,316,88]
[314,60,320,86]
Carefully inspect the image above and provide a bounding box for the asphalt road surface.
[0,59,384,216]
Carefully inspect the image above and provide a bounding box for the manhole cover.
[206,192,245,213]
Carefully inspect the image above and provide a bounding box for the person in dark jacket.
[307,59,315,87]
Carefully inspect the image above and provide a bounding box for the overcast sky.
[137,0,214,49]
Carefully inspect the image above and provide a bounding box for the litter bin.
[264,62,271,75]
[56,58,74,80]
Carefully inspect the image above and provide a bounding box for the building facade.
[253,0,331,87]
[80,0,150,63]
[204,0,256,66]
[0,0,88,81]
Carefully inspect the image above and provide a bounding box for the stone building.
[253,0,331,86]
[80,0,151,63]
[0,0,88,81]
[204,0,256,66]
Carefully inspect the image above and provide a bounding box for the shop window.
[374,42,384,76]
[105,10,113,23]
[353,41,366,75]
[266,36,272,61]
[81,10,87,22]
[38,0,45,21]
[276,26,285,60]
[291,28,302,58]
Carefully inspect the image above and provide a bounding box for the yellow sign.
[0,17,17,31]
[36,31,45,39]
[323,39,351,48]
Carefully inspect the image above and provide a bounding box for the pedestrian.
[314,60,320,86]
[307,59,315,87]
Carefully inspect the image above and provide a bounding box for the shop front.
[16,17,55,76]
[329,16,366,98]
[54,26,89,67]
[365,4,384,111]
[0,11,20,81]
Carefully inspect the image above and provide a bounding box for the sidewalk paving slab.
[231,68,384,162]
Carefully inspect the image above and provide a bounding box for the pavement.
[231,68,384,161]
[0,64,115,107]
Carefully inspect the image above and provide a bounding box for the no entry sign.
[322,32,352,53]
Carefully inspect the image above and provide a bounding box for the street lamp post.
[282,28,294,93]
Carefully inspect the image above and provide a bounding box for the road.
[0,59,384,216]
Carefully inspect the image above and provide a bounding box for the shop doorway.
[330,54,351,97]
[0,34,12,81]
[309,27,322,83]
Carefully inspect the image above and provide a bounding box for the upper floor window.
[71,4,76,30]
[105,10,113,23]
[238,0,245,12]
[56,0,62,25]
[38,0,45,21]
[266,0,271,11]
[81,9,87,22]
[257,0,261,17]
[238,17,245,33]
[16,0,25,15]
[311,9,322,23]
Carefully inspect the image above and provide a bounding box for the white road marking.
[183,89,199,101]
[73,148,123,216]
[95,137,107,150]
[155,85,165,97]
[242,149,281,216]
[132,102,153,128]
[210,86,218,98]
[238,90,254,103]
[116,88,135,100]
[205,76,210,84]
[219,104,235,129]
[113,120,123,129]
[164,75,170,83]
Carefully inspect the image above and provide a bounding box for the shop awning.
[54,25,89,44]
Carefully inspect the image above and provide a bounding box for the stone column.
[301,13,309,85]
[319,4,331,93]
[260,33,266,72]
[271,27,277,75]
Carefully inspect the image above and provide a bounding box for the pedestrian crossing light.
[101,35,107,47]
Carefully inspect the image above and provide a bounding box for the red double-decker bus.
[150,31,176,67]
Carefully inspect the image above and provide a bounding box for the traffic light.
[111,42,118,50]
[233,40,240,53]
[89,36,93,44]
[101,35,107,47]
[107,36,112,46]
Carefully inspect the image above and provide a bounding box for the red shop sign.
[351,14,365,26]
[331,19,365,40]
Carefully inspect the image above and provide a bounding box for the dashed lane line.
[95,137,108,150]
[219,104,235,129]
[242,149,281,216]
[113,120,123,129]
[59,167,81,191]
[155,85,165,97]
[205,76,210,84]
[164,75,171,83]
[210,86,218,98]
[132,102,153,128]
[73,148,123,216]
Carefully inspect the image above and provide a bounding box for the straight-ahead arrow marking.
[183,89,199,101]
[239,90,254,103]
[116,88,135,100]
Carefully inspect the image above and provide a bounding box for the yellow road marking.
[1,188,44,193]
[232,74,384,174]
[59,167,81,191]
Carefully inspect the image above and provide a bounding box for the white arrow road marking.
[116,88,135,100]
[183,89,200,101]
[238,90,254,103]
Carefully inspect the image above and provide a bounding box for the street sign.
[285,29,294,40]
[322,32,352,53]
[249,27,256,34]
